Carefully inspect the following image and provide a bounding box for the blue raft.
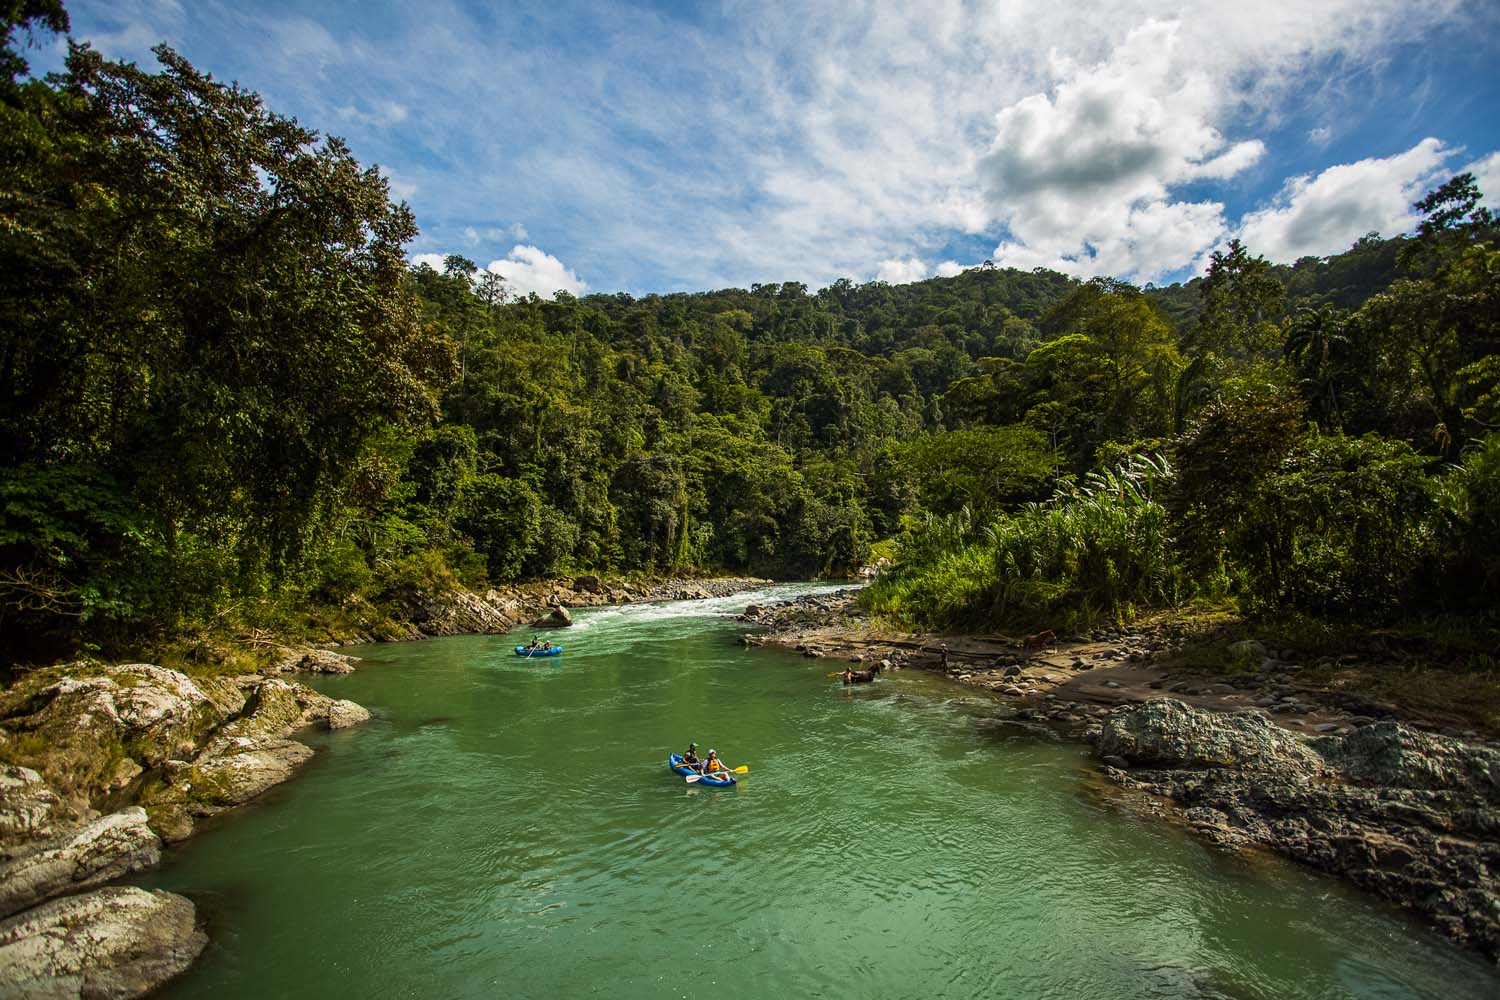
[669,753,736,787]
[514,645,563,657]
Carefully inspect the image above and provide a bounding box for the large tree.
[0,17,454,648]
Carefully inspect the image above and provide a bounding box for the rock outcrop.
[0,665,245,814]
[0,886,206,999]
[1100,699,1500,961]
[395,586,516,636]
[0,766,75,857]
[0,659,374,992]
[270,647,360,675]
[0,809,160,920]
[139,678,335,843]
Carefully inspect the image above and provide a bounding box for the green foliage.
[868,455,1181,631]
[2,8,1497,658]
[1231,433,1437,618]
[882,425,1059,517]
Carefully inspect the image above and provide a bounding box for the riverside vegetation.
[2,0,1500,992]
[2,3,1498,672]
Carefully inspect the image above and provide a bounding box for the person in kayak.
[682,742,702,771]
[703,749,729,776]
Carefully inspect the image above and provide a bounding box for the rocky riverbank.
[0,575,773,996]
[739,589,1500,962]
[0,658,370,997]
[330,574,776,644]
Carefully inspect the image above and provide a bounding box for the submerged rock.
[0,886,205,999]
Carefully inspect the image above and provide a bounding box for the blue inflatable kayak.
[514,645,563,657]
[669,753,735,787]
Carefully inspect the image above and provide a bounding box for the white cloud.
[1235,138,1452,261]
[380,167,417,203]
[63,0,1483,290]
[875,257,928,284]
[335,100,410,127]
[935,260,964,278]
[1307,126,1333,147]
[483,245,587,299]
[409,252,445,271]
[1467,151,1500,208]
[977,19,1262,281]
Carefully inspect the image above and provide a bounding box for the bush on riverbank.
[867,455,1184,631]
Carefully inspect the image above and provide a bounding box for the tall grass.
[867,455,1182,631]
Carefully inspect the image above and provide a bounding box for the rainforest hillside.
[2,3,1497,663]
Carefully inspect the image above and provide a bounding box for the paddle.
[685,765,748,783]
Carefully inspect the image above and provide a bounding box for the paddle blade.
[684,774,702,783]
[731,765,749,774]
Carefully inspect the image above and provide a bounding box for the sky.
[30,0,1500,298]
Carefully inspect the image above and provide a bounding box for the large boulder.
[0,886,205,999]
[1098,699,1327,776]
[1312,721,1500,797]
[0,766,76,859]
[327,700,370,730]
[574,574,603,594]
[531,605,572,628]
[0,809,160,920]
[398,587,514,636]
[270,647,359,675]
[141,678,330,842]
[1100,702,1500,961]
[0,665,244,811]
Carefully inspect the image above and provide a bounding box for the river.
[144,583,1498,999]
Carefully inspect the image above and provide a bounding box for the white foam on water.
[558,581,857,636]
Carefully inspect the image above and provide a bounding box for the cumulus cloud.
[978,19,1262,281]
[935,261,965,278]
[483,245,587,299]
[62,0,1486,290]
[1235,138,1452,262]
[1467,151,1500,208]
[875,257,929,284]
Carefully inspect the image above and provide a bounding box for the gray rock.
[1313,722,1500,797]
[0,809,160,919]
[574,574,603,594]
[273,648,359,675]
[1098,699,1326,775]
[0,665,244,810]
[327,700,371,730]
[531,605,572,628]
[0,886,205,999]
[1100,706,1500,960]
[0,767,74,858]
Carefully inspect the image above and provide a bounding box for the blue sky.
[32,0,1500,298]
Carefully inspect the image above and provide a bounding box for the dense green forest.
[2,3,1498,664]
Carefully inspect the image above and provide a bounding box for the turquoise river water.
[144,583,1499,999]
